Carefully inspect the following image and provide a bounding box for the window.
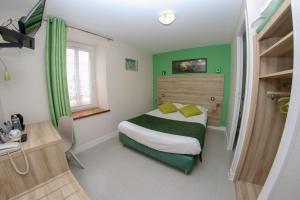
[66,42,97,111]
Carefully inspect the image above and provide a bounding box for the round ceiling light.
[158,10,176,25]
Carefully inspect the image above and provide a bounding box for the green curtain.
[45,17,75,143]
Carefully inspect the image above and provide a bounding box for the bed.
[118,104,208,174]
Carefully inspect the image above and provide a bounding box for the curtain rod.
[43,19,113,41]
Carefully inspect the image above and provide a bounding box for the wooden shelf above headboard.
[157,74,224,126]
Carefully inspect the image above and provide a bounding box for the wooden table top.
[22,121,62,151]
[10,170,90,200]
[0,121,62,161]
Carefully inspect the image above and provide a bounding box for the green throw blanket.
[127,114,206,151]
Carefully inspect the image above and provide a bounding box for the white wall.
[0,11,152,149]
[0,97,4,125]
[73,37,153,148]
[0,24,50,123]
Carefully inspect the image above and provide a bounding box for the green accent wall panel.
[153,44,231,126]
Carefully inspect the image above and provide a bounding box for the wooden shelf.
[235,0,294,192]
[260,32,293,57]
[258,0,292,40]
[259,69,293,79]
[72,107,110,120]
[266,91,290,97]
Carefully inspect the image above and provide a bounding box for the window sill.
[72,107,110,120]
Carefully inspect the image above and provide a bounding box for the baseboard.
[73,131,118,154]
[228,169,235,181]
[207,126,227,133]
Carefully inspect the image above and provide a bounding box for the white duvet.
[118,105,207,155]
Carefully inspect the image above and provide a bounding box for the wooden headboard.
[157,74,224,126]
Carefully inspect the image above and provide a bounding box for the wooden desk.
[0,122,69,200]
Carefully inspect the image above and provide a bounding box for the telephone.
[0,142,20,156]
[0,141,29,175]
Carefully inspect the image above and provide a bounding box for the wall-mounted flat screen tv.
[18,0,46,36]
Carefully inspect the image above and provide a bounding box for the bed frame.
[120,75,224,173]
[157,74,224,126]
[119,133,199,174]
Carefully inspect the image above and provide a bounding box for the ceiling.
[1,0,243,53]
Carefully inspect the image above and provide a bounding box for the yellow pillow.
[179,104,202,117]
[158,102,178,114]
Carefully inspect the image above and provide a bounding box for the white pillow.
[173,103,184,109]
[196,105,209,113]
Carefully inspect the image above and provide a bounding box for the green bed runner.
[127,114,206,148]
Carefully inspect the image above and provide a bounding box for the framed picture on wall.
[125,58,138,71]
[172,58,207,74]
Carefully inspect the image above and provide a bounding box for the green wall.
[153,44,231,127]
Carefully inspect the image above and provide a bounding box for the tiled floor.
[70,129,235,200]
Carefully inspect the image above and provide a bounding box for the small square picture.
[125,58,138,71]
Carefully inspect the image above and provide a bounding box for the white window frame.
[67,41,98,112]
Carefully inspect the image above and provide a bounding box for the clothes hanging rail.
[43,19,113,41]
[266,91,290,96]
[266,91,290,100]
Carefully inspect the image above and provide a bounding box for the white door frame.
[229,8,253,180]
[226,22,245,151]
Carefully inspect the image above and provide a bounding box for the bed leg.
[184,170,190,175]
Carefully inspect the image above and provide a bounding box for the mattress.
[118,106,207,155]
